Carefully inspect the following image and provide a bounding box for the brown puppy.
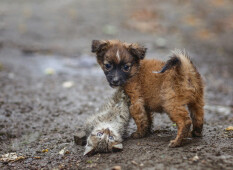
[92,40,204,147]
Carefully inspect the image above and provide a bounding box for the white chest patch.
[116,50,120,62]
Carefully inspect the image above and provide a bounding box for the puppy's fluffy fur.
[92,40,204,147]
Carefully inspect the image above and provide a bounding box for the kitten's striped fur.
[84,88,130,155]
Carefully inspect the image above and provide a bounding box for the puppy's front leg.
[124,81,149,138]
[129,100,149,138]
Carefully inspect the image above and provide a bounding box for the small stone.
[225,126,233,131]
[44,68,55,75]
[62,81,74,88]
[42,149,48,153]
[59,147,70,155]
[112,165,121,170]
[191,155,199,162]
[131,160,138,166]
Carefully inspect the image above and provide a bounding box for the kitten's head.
[84,126,123,156]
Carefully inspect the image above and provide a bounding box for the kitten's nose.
[104,128,110,135]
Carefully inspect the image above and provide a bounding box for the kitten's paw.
[168,140,181,148]
[130,131,145,139]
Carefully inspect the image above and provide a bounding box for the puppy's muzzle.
[110,76,122,87]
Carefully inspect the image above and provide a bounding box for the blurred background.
[0,0,232,169]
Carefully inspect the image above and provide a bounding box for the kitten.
[84,88,130,156]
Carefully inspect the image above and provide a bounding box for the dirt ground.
[0,0,233,169]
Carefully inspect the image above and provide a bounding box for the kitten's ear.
[112,143,123,151]
[126,43,147,60]
[84,146,95,156]
[91,40,110,53]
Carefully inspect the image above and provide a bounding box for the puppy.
[92,40,204,147]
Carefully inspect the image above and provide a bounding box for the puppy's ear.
[92,40,109,53]
[127,43,147,60]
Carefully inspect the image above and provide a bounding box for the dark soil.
[0,0,232,169]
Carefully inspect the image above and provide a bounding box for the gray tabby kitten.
[84,88,130,156]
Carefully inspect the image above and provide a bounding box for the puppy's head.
[92,40,147,87]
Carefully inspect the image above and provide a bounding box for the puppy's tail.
[153,49,195,74]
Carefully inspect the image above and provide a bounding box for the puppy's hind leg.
[188,102,204,137]
[165,105,192,147]
[146,109,154,134]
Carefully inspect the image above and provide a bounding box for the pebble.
[112,165,121,170]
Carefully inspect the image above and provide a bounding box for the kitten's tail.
[153,49,196,75]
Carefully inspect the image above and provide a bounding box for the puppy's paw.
[130,131,145,139]
[191,130,202,137]
[168,140,181,148]
[187,131,193,138]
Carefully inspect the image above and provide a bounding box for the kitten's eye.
[122,64,130,72]
[105,63,112,70]
[97,132,103,137]
[109,136,114,140]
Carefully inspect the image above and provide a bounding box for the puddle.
[26,54,103,77]
[205,104,232,116]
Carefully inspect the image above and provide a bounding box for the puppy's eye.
[109,136,114,140]
[105,63,112,70]
[97,132,103,137]
[122,64,130,72]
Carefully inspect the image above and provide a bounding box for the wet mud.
[0,0,233,169]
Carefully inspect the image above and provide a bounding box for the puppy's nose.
[112,77,120,84]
